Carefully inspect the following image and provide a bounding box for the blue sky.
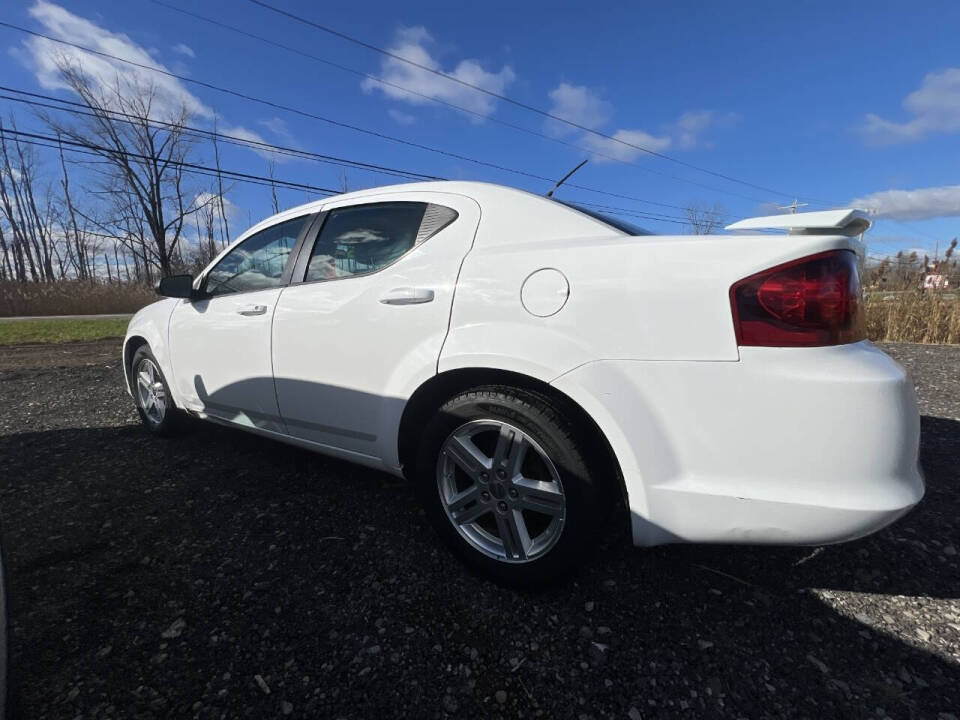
[2,0,959,259]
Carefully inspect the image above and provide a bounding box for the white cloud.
[543,82,731,162]
[361,26,515,118]
[258,116,294,143]
[580,110,729,162]
[194,190,240,219]
[15,1,212,120]
[546,83,613,135]
[172,43,195,59]
[667,110,738,150]
[388,108,416,126]
[862,68,960,144]
[222,124,291,163]
[582,128,672,163]
[851,185,960,220]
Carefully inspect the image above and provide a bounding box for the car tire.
[415,386,607,587]
[130,346,184,436]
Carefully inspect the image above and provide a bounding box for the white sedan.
[124,181,924,585]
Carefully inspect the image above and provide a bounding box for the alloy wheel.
[135,357,167,427]
[436,419,566,563]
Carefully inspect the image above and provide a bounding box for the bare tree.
[268,160,280,215]
[56,134,91,280]
[0,128,31,281]
[0,117,61,281]
[684,202,726,235]
[10,123,56,280]
[0,222,12,280]
[119,203,152,283]
[42,59,208,276]
[211,118,230,246]
[195,195,220,269]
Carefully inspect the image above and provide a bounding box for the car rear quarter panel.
[441,231,863,378]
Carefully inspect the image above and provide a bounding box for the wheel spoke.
[447,484,480,512]
[514,478,565,517]
[496,509,531,560]
[449,488,489,525]
[493,425,528,479]
[443,434,490,479]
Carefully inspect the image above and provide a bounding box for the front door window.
[205,216,308,295]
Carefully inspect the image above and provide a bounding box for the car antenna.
[546,159,588,198]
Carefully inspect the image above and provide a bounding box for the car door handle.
[236,304,268,316]
[379,287,435,305]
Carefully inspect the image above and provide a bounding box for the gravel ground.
[0,340,957,719]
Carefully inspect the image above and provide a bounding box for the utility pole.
[778,199,809,214]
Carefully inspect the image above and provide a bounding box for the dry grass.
[0,281,156,317]
[865,291,960,344]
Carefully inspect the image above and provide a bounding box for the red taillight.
[730,250,864,347]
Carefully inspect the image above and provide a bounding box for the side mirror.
[156,274,197,299]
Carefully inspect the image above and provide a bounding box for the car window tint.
[555,200,653,236]
[305,202,430,282]
[205,216,307,296]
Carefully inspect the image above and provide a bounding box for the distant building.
[923,261,950,290]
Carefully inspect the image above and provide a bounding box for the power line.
[148,0,773,205]
[0,22,566,182]
[0,94,703,227]
[249,0,958,243]
[873,218,944,245]
[561,198,700,225]
[0,87,710,219]
[0,97,940,239]
[7,10,943,251]
[0,86,440,182]
[10,133,328,199]
[9,128,701,237]
[0,126,339,195]
[5,130,696,233]
[245,0,818,202]
[0,24,736,217]
[14,133,330,195]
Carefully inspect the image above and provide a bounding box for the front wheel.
[415,387,608,587]
[130,346,183,436]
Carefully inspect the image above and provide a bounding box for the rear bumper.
[552,341,924,547]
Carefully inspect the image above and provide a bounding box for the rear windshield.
[556,201,653,236]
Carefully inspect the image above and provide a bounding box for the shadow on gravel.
[0,415,957,717]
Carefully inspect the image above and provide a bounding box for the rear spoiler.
[725,209,871,237]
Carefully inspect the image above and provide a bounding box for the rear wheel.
[416,386,607,587]
[130,346,183,436]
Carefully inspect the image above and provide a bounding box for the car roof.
[239,180,627,247]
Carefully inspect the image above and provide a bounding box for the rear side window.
[305,202,456,282]
[556,201,653,236]
[205,216,308,296]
